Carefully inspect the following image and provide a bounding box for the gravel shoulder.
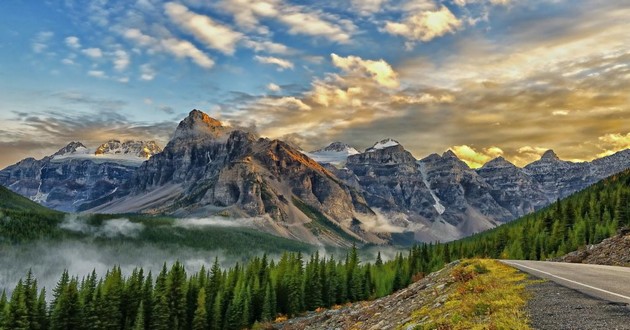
[526,277,630,330]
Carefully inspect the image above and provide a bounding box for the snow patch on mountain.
[418,162,446,215]
[367,138,400,152]
[303,142,360,166]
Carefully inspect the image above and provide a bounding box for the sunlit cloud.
[331,53,399,88]
[123,28,215,69]
[450,145,504,168]
[254,55,294,71]
[383,6,462,43]
[164,2,243,55]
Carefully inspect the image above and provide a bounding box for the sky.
[0,0,629,169]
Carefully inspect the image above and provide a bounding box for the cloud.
[123,28,215,69]
[552,110,569,116]
[254,55,294,70]
[82,47,103,58]
[87,70,107,78]
[158,105,175,114]
[267,83,281,92]
[64,36,81,49]
[219,0,355,43]
[32,31,54,53]
[597,133,630,157]
[0,103,175,168]
[159,38,215,68]
[164,2,243,55]
[351,0,387,15]
[243,39,291,54]
[279,11,354,43]
[218,0,278,32]
[450,145,503,168]
[60,215,145,238]
[113,49,130,71]
[384,5,462,43]
[140,64,156,81]
[331,53,399,88]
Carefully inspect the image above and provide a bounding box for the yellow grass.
[404,259,531,330]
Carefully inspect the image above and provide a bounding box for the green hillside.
[0,186,312,253]
[0,185,60,214]
[439,168,630,261]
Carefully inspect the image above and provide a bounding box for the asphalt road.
[502,260,630,304]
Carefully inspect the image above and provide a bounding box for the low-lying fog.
[0,215,403,296]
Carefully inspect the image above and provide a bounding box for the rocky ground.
[554,228,630,266]
[275,262,459,330]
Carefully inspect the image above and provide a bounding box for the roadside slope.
[276,260,530,330]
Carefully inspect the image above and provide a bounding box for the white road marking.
[503,261,630,302]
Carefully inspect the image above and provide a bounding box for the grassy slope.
[405,259,531,330]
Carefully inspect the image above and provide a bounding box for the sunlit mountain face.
[1,0,629,169]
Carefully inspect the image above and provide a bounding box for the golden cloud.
[450,145,504,168]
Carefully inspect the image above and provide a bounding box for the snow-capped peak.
[366,138,400,152]
[95,140,162,159]
[51,140,162,167]
[312,142,360,154]
[302,142,360,166]
[53,142,89,157]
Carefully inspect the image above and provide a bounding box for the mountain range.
[2,109,629,246]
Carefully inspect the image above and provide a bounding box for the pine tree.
[36,289,47,330]
[210,290,223,330]
[0,290,8,329]
[142,272,154,330]
[23,270,39,330]
[375,252,383,267]
[151,265,170,330]
[166,262,187,330]
[191,288,207,330]
[132,302,145,330]
[7,280,29,330]
[260,282,275,322]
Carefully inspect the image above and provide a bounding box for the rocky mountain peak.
[313,141,359,154]
[442,150,459,159]
[481,156,515,169]
[53,141,88,157]
[95,140,162,159]
[540,149,560,161]
[172,109,225,140]
[366,138,400,152]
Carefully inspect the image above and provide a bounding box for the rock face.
[88,110,378,246]
[344,142,438,225]
[311,142,630,241]
[477,156,549,218]
[0,140,162,212]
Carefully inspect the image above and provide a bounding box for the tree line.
[0,245,439,330]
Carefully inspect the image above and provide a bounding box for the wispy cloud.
[82,47,103,58]
[164,2,243,55]
[254,55,294,70]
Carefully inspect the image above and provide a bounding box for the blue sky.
[1,0,629,168]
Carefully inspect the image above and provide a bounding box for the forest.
[0,169,629,329]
